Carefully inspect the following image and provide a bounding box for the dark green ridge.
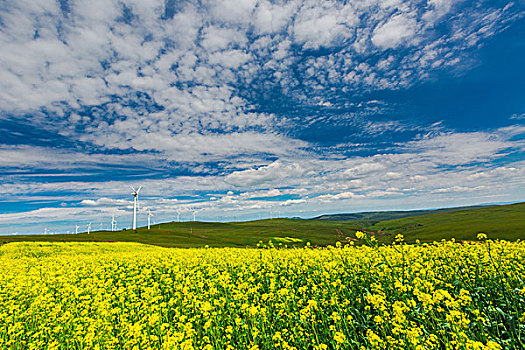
[369,201,525,242]
[312,204,494,225]
[0,202,523,247]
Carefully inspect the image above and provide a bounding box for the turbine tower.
[147,209,154,230]
[130,186,142,230]
[44,227,48,235]
[75,225,79,234]
[193,209,196,222]
[176,210,181,222]
[87,222,91,234]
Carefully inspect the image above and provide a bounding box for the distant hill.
[312,204,493,225]
[369,202,525,242]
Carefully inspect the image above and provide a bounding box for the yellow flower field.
[0,237,524,349]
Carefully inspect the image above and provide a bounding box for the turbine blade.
[137,186,142,194]
[130,185,136,192]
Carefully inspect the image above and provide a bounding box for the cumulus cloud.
[253,0,296,35]
[206,0,257,26]
[201,26,247,52]
[371,13,419,49]
[292,1,357,49]
[316,191,365,202]
[225,161,307,187]
[80,198,129,206]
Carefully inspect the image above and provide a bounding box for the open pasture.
[1,237,524,349]
[0,219,363,248]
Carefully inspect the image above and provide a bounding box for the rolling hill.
[0,219,362,248]
[369,201,525,242]
[312,204,493,225]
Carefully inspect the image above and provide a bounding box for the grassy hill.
[312,204,493,225]
[1,202,523,247]
[369,202,525,242]
[0,219,362,248]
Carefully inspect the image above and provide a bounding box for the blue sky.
[0,0,524,234]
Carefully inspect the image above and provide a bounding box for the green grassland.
[370,201,525,242]
[1,202,523,247]
[0,219,362,248]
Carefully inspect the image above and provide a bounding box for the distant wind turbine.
[147,209,154,230]
[75,225,79,234]
[44,227,48,235]
[130,186,142,230]
[193,209,196,222]
[177,210,181,222]
[87,222,91,234]
[111,215,117,231]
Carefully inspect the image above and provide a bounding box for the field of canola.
[0,235,524,350]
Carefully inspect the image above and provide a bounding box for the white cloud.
[406,130,523,165]
[0,145,163,171]
[201,26,247,52]
[292,2,357,49]
[253,0,296,35]
[80,198,129,206]
[225,160,307,187]
[371,13,419,49]
[316,191,365,202]
[343,163,386,176]
[432,185,487,193]
[206,0,257,26]
[423,0,457,23]
[208,50,252,69]
[80,131,307,162]
[280,199,306,206]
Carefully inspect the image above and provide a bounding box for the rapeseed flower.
[0,239,523,349]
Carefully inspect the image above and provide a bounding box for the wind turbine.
[147,209,154,230]
[44,227,48,235]
[75,225,79,234]
[176,210,181,222]
[130,186,142,230]
[87,222,91,234]
[111,215,117,231]
[192,209,196,222]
